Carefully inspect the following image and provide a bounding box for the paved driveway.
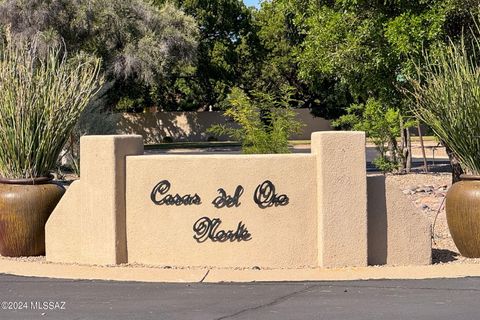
[0,275,478,319]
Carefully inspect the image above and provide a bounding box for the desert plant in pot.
[406,34,480,257]
[0,31,103,256]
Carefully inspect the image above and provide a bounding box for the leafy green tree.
[253,0,352,119]
[296,0,480,171]
[152,0,261,110]
[333,99,405,173]
[0,0,199,109]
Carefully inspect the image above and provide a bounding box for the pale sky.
[243,0,260,8]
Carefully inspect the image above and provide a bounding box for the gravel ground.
[387,172,480,265]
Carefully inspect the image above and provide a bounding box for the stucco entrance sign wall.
[45,132,431,269]
[127,154,319,268]
[126,131,368,269]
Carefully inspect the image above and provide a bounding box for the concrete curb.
[1,258,480,283]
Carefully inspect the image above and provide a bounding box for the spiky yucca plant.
[407,35,480,175]
[0,31,103,179]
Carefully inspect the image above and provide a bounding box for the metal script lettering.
[253,180,289,209]
[212,186,244,208]
[150,180,202,206]
[193,216,252,243]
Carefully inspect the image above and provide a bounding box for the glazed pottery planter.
[0,177,65,257]
[446,175,480,257]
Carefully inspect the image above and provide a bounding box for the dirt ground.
[387,172,480,265]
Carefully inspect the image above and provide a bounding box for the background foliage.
[1,0,479,163]
[0,0,198,111]
[208,86,303,154]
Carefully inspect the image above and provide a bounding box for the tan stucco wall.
[312,132,368,268]
[367,175,432,266]
[46,135,144,265]
[117,109,332,143]
[126,154,318,268]
[45,181,82,264]
[124,131,368,268]
[45,132,431,269]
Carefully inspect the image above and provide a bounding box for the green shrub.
[372,156,401,174]
[208,87,303,154]
[0,31,103,179]
[333,98,411,172]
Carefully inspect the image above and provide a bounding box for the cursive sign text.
[151,180,201,206]
[212,186,244,208]
[253,180,289,209]
[193,216,252,243]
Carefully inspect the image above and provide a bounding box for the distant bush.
[208,87,303,154]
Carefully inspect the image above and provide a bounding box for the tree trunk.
[389,137,398,168]
[417,123,428,173]
[398,117,405,172]
[405,128,412,173]
[445,145,464,184]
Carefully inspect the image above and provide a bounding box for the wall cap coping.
[127,154,316,160]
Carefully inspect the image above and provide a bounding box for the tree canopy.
[1,0,479,139]
[291,0,480,171]
[0,0,199,109]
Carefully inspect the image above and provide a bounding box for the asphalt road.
[0,275,479,319]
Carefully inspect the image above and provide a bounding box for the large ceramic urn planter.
[0,177,65,257]
[446,175,480,258]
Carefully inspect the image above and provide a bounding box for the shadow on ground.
[432,248,459,264]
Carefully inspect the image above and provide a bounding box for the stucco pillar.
[80,135,144,264]
[311,131,368,267]
[46,135,143,265]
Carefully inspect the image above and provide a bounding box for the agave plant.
[0,31,103,179]
[406,35,480,175]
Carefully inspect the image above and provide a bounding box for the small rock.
[424,186,434,193]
